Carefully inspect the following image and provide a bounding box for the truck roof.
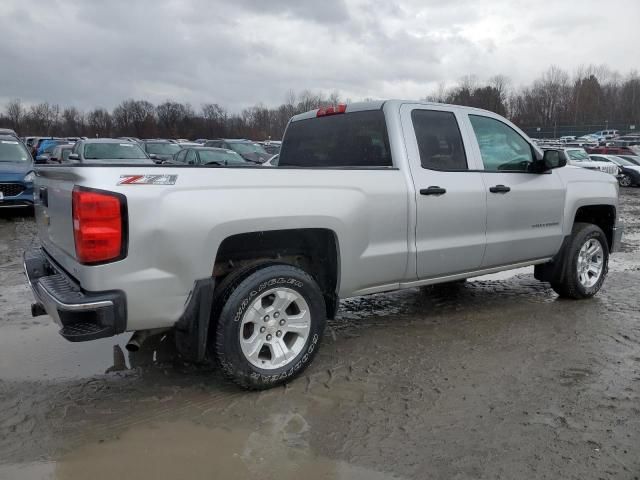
[290,100,499,122]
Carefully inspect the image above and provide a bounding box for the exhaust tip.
[125,342,140,353]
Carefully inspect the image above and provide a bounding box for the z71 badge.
[118,174,178,185]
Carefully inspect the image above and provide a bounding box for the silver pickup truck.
[24,100,623,389]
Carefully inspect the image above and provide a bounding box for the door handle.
[489,184,511,194]
[420,186,447,196]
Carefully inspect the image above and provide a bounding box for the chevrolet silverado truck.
[24,100,623,389]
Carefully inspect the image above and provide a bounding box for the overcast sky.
[1,0,638,112]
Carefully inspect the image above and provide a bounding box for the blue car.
[36,138,66,157]
[0,135,34,209]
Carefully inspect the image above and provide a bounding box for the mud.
[1,192,639,479]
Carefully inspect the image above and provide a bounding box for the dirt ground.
[1,190,639,480]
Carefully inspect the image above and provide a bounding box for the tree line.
[2,65,639,140]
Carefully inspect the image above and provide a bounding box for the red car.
[585,146,635,155]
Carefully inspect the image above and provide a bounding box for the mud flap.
[174,278,215,362]
[534,235,572,284]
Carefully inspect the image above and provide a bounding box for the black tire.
[551,222,609,299]
[213,264,326,390]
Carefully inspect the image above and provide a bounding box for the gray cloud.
[0,0,638,112]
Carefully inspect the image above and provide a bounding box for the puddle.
[2,416,398,480]
[0,322,177,381]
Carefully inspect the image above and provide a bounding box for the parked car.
[68,139,154,163]
[36,138,68,158]
[204,139,271,163]
[35,140,74,164]
[172,147,249,166]
[48,144,74,164]
[0,128,19,139]
[591,130,620,141]
[553,147,619,175]
[589,154,640,187]
[260,141,282,155]
[117,137,141,144]
[616,155,640,166]
[585,146,635,155]
[140,140,182,163]
[25,100,623,390]
[31,137,55,157]
[177,142,202,149]
[0,135,34,209]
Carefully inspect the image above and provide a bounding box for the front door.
[400,104,487,279]
[465,113,566,268]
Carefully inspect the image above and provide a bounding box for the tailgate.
[33,167,78,263]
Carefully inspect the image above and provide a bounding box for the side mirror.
[68,153,80,161]
[34,155,47,164]
[149,153,158,159]
[531,150,565,172]
[542,149,566,169]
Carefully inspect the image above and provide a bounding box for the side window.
[175,150,187,163]
[411,110,468,170]
[185,150,197,164]
[469,115,534,172]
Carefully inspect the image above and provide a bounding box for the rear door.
[400,104,487,279]
[464,113,565,268]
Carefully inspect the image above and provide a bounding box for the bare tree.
[5,98,24,131]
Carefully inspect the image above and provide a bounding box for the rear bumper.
[23,248,127,342]
[611,224,624,253]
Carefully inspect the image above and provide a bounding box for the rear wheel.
[618,174,632,187]
[551,223,609,299]
[212,264,326,389]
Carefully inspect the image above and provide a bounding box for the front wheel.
[551,223,609,299]
[213,264,326,389]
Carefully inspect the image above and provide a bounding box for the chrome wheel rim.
[620,175,631,187]
[577,238,604,288]
[239,287,311,370]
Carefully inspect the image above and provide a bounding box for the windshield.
[83,143,148,160]
[566,149,590,161]
[199,150,247,165]
[228,142,267,155]
[620,156,640,165]
[614,156,636,166]
[0,139,31,162]
[146,143,181,155]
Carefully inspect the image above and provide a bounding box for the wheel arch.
[212,228,341,320]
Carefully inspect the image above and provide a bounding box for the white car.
[589,154,640,187]
[555,148,619,176]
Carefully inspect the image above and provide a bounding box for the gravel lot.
[1,190,639,480]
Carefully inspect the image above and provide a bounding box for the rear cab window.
[411,110,468,170]
[279,110,393,168]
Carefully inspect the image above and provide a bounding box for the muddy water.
[1,192,640,479]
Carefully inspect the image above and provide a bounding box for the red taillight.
[316,103,347,117]
[72,188,125,264]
